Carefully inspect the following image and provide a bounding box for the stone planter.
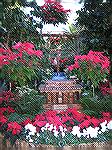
[0,134,112,150]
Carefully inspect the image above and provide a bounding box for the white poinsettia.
[82,129,88,137]
[25,123,36,135]
[59,125,64,132]
[71,126,81,138]
[86,126,99,138]
[45,123,50,128]
[61,131,65,138]
[41,127,46,132]
[107,120,112,130]
[48,124,54,131]
[29,139,33,143]
[53,129,59,137]
[63,128,67,132]
[100,120,107,132]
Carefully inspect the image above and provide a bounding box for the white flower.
[29,139,33,143]
[59,125,63,132]
[77,132,82,138]
[25,123,36,134]
[64,128,67,132]
[53,126,57,130]
[82,129,88,137]
[107,120,112,130]
[41,127,45,132]
[71,126,81,137]
[45,123,50,128]
[98,131,102,134]
[86,126,94,137]
[100,120,107,127]
[48,124,54,131]
[86,126,99,138]
[100,121,107,132]
[53,130,59,137]
[26,135,31,140]
[61,131,65,138]
[29,131,35,136]
[36,133,40,137]
[72,126,80,131]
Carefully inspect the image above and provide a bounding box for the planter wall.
[0,135,112,150]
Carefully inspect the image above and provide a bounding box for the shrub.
[80,93,112,117]
[11,88,46,116]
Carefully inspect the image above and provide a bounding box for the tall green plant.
[76,0,112,84]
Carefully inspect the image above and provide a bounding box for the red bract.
[68,65,74,71]
[44,110,57,117]
[21,42,35,50]
[0,107,7,114]
[7,106,15,113]
[47,116,63,126]
[90,118,100,127]
[102,112,111,118]
[44,0,55,3]
[34,50,43,58]
[0,97,4,104]
[7,122,22,135]
[21,118,32,126]
[0,91,15,104]
[12,42,22,49]
[0,107,15,115]
[99,81,112,95]
[33,121,47,127]
[69,50,110,70]
[79,120,90,129]
[0,115,8,126]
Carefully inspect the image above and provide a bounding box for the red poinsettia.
[7,122,22,135]
[99,81,112,95]
[0,107,7,114]
[7,106,15,114]
[79,120,91,129]
[0,115,8,126]
[33,120,47,127]
[41,0,70,25]
[21,118,32,126]
[90,118,100,127]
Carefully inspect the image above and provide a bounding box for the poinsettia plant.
[0,42,43,86]
[68,50,110,96]
[40,0,70,25]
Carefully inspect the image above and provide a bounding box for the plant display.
[0,0,112,148]
[0,42,43,86]
[68,50,110,96]
[0,91,112,147]
[76,0,112,85]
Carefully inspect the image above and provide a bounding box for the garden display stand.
[39,78,82,112]
[39,48,82,112]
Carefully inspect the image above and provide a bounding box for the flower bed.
[0,91,112,147]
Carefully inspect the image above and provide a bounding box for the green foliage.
[80,92,112,117]
[0,5,43,46]
[76,1,112,55]
[11,89,46,116]
[8,112,27,123]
